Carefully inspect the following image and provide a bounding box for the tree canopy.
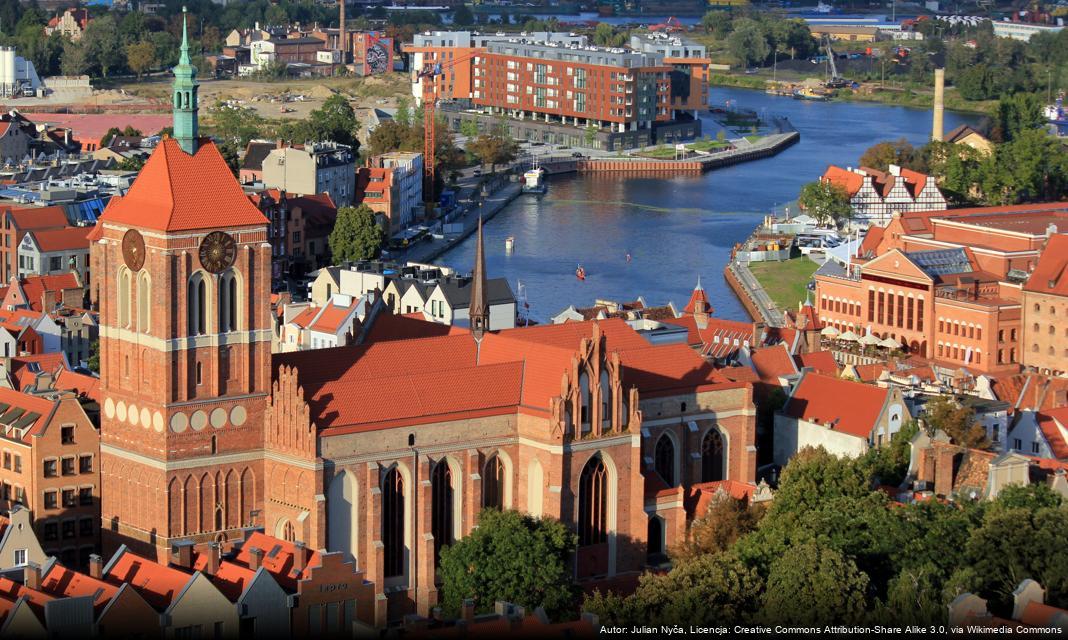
[328,205,383,263]
[798,180,852,227]
[438,509,577,619]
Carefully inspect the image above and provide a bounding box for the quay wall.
[724,264,766,324]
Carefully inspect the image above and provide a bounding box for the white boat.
[522,156,547,194]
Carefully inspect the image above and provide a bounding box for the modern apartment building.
[629,33,711,115]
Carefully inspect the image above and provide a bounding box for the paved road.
[730,260,784,327]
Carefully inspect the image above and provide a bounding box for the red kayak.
[576,266,586,281]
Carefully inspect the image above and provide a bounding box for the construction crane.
[416,51,477,215]
[823,36,848,89]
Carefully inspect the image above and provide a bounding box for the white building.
[279,294,369,352]
[992,20,1064,42]
[372,152,423,230]
[423,275,516,331]
[17,228,90,281]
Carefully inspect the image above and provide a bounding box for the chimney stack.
[172,541,194,570]
[338,0,347,62]
[249,547,264,571]
[205,542,221,576]
[293,541,306,574]
[23,562,41,590]
[932,68,945,142]
[88,554,103,579]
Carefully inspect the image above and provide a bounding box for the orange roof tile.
[1024,234,1068,296]
[618,343,749,397]
[750,344,799,382]
[28,226,92,253]
[103,549,193,611]
[0,576,53,615]
[97,139,268,232]
[287,306,318,329]
[309,301,354,334]
[686,480,758,518]
[54,369,101,402]
[40,564,118,608]
[363,312,469,343]
[1037,407,1068,460]
[191,555,256,601]
[821,165,863,197]
[232,532,321,590]
[1021,602,1068,627]
[0,386,56,439]
[682,281,712,315]
[794,350,838,375]
[4,205,68,231]
[784,372,891,438]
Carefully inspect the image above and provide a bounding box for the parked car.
[571,151,584,158]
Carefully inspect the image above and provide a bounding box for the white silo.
[0,48,12,94]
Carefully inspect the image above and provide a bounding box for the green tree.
[923,396,987,449]
[328,205,383,262]
[858,138,922,173]
[60,40,90,77]
[672,496,765,562]
[459,119,479,139]
[994,93,1045,142]
[438,509,577,619]
[862,420,918,487]
[452,4,474,27]
[367,119,415,156]
[394,96,412,126]
[761,540,870,625]
[585,552,763,627]
[279,94,361,149]
[727,18,769,68]
[593,22,625,47]
[701,10,733,38]
[764,447,872,522]
[467,133,517,172]
[208,101,267,148]
[125,40,156,81]
[990,483,1062,512]
[87,339,100,373]
[798,180,852,227]
[82,14,124,77]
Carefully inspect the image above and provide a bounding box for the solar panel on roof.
[906,248,973,276]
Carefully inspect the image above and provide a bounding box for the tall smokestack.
[339,0,347,63]
[932,68,945,142]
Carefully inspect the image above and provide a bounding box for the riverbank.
[710,73,996,115]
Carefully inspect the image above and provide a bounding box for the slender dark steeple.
[469,215,489,343]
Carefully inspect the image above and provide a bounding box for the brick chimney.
[171,540,194,570]
[205,542,221,576]
[24,562,41,590]
[752,321,766,347]
[249,547,264,571]
[933,445,956,497]
[88,554,103,579]
[293,541,306,574]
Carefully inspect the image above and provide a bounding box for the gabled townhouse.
[17,227,91,282]
[773,371,912,465]
[423,275,516,331]
[383,278,433,315]
[0,309,60,355]
[819,164,946,227]
[43,556,160,637]
[0,387,100,570]
[0,506,46,570]
[0,206,70,284]
[2,273,84,314]
[1005,406,1068,461]
[103,544,239,638]
[0,573,51,638]
[190,543,290,638]
[279,294,368,352]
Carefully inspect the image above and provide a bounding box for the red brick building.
[0,387,100,570]
[815,203,1068,374]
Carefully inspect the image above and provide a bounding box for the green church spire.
[172,6,199,154]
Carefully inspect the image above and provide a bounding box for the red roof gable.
[821,165,863,197]
[794,350,838,376]
[1036,407,1068,459]
[98,139,268,232]
[750,343,799,382]
[28,226,92,253]
[5,205,68,231]
[363,312,468,343]
[784,372,891,438]
[232,532,322,590]
[103,548,192,611]
[1024,234,1068,296]
[309,300,354,334]
[40,564,118,608]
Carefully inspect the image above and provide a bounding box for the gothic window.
[118,268,131,328]
[654,434,675,487]
[482,455,504,509]
[431,461,454,567]
[599,370,611,429]
[382,467,405,579]
[701,429,725,482]
[647,516,664,561]
[578,456,608,547]
[579,372,590,431]
[281,520,296,542]
[219,270,240,333]
[137,271,151,333]
[188,273,207,335]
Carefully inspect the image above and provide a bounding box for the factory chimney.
[339,0,347,63]
[932,68,945,142]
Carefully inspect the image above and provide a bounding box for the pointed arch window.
[482,455,504,510]
[578,456,608,547]
[431,461,454,567]
[219,270,240,333]
[188,273,207,335]
[701,429,725,483]
[654,434,676,487]
[137,271,151,334]
[118,268,131,328]
[382,467,405,579]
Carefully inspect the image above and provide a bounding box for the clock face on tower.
[122,229,146,271]
[199,231,237,274]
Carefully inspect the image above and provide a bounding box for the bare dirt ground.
[115,72,411,120]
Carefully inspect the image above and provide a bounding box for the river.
[438,87,981,323]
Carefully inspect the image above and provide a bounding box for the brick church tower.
[91,10,271,559]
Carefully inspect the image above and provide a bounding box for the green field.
[748,257,820,312]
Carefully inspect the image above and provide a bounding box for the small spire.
[695,275,703,291]
[469,215,489,344]
[179,6,190,66]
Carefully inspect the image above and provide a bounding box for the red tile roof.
[686,480,758,519]
[0,386,57,440]
[309,300,355,334]
[1020,602,1068,627]
[858,225,885,258]
[783,372,891,438]
[8,352,68,392]
[287,306,318,329]
[4,205,68,231]
[25,113,171,147]
[1036,407,1068,460]
[54,369,101,402]
[660,315,752,357]
[97,139,268,232]
[363,312,468,343]
[1024,234,1068,296]
[232,532,321,590]
[821,165,863,196]
[8,273,81,312]
[794,350,838,375]
[0,576,53,614]
[103,548,193,611]
[750,343,798,382]
[28,226,92,253]
[682,282,712,315]
[40,564,117,609]
[191,554,256,601]
[617,343,750,397]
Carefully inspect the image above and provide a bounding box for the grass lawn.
[748,257,820,312]
[688,139,732,152]
[637,146,684,159]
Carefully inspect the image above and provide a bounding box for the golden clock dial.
[199,231,237,274]
[122,229,146,271]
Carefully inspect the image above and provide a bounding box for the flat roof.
[485,40,661,67]
[938,210,1068,236]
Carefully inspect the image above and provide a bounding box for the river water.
[439,87,980,322]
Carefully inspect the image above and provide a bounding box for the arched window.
[382,467,405,579]
[188,273,207,335]
[431,461,454,567]
[280,520,296,542]
[118,268,131,328]
[578,456,608,547]
[647,516,664,561]
[137,271,150,333]
[701,429,725,482]
[599,370,611,429]
[579,371,590,431]
[219,270,240,333]
[654,434,675,487]
[482,455,504,509]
